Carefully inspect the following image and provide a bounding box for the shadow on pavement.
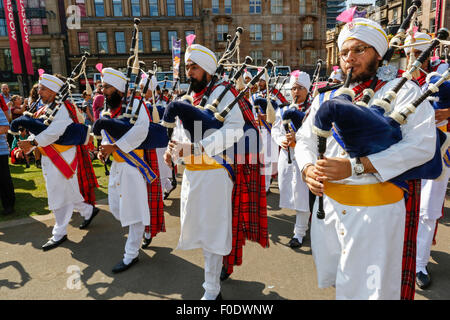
[415,250,450,300]
[0,261,31,290]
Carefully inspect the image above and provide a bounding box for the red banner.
[16,0,34,75]
[2,0,22,74]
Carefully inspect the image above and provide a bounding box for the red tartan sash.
[64,101,98,205]
[352,79,387,100]
[271,88,289,104]
[40,145,78,179]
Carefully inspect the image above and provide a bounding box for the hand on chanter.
[303,164,324,197]
[315,157,352,182]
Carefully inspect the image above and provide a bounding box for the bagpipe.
[9,52,91,146]
[281,59,324,164]
[161,26,246,140]
[91,19,169,150]
[312,25,450,219]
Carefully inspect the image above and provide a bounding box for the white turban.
[329,69,344,82]
[244,71,252,80]
[39,74,64,93]
[139,73,157,92]
[337,18,389,57]
[185,44,217,75]
[289,70,311,90]
[101,67,126,93]
[404,32,432,54]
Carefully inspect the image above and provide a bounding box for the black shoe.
[215,292,223,300]
[2,207,15,215]
[416,270,431,289]
[163,184,177,200]
[220,266,231,281]
[112,257,139,273]
[141,236,152,249]
[79,207,100,229]
[288,237,302,248]
[35,160,41,168]
[42,235,67,251]
[25,163,30,168]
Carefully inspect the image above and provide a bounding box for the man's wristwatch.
[350,157,364,175]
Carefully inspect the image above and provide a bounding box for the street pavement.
[0,176,449,300]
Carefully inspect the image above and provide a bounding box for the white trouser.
[202,249,223,300]
[416,217,437,273]
[52,202,93,241]
[124,222,145,264]
[311,196,405,300]
[161,176,173,193]
[294,210,311,240]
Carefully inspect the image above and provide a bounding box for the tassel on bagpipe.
[9,52,91,146]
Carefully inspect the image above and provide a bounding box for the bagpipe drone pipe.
[91,65,169,150]
[162,58,273,154]
[312,28,450,188]
[9,53,91,146]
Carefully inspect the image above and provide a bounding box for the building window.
[272,50,283,65]
[113,0,123,16]
[97,32,108,54]
[271,24,283,41]
[115,32,126,53]
[299,0,306,15]
[393,9,398,23]
[217,24,228,41]
[311,50,318,65]
[139,31,144,52]
[250,50,263,66]
[184,0,193,16]
[149,0,159,16]
[271,0,282,14]
[151,31,161,51]
[431,0,436,11]
[430,18,436,32]
[303,24,313,40]
[94,0,105,17]
[311,1,317,14]
[250,24,262,41]
[225,0,232,14]
[250,0,261,14]
[168,31,178,50]
[299,50,305,65]
[0,18,6,37]
[131,0,141,16]
[75,0,87,17]
[212,0,219,14]
[78,32,90,53]
[167,0,176,16]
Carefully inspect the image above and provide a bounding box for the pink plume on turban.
[96,63,103,73]
[337,7,357,23]
[186,34,196,46]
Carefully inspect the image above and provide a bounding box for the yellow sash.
[184,154,223,171]
[323,181,404,206]
[38,144,74,157]
[438,124,447,132]
[113,149,144,162]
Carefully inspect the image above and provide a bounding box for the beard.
[342,58,380,84]
[106,90,123,110]
[189,73,209,93]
